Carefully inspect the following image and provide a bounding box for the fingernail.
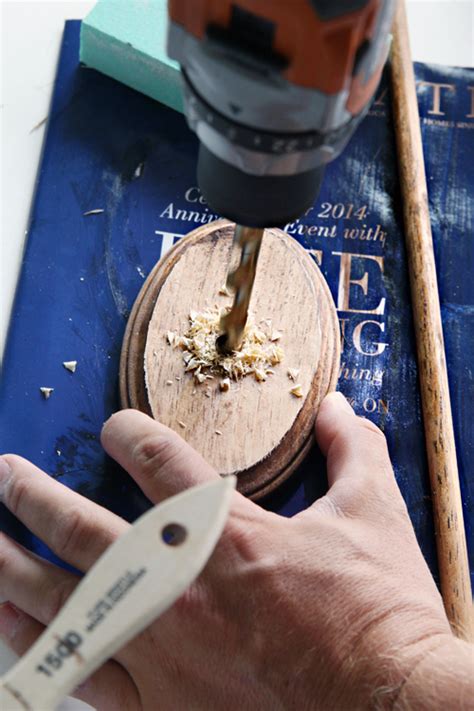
[328,391,354,415]
[0,602,21,641]
[0,457,12,500]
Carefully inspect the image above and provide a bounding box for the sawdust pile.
[167,307,284,385]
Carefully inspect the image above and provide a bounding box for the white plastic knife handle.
[0,476,235,710]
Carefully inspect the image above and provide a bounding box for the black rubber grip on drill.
[197,144,325,228]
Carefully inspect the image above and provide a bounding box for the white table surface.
[1,1,473,709]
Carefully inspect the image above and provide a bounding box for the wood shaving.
[134,162,144,179]
[270,331,282,342]
[168,306,284,386]
[63,360,77,373]
[290,384,303,398]
[40,387,54,399]
[218,284,231,296]
[83,209,104,216]
[177,420,186,429]
[215,430,222,435]
[29,116,48,134]
[166,380,173,385]
[287,368,299,382]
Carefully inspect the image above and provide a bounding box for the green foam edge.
[79,0,184,114]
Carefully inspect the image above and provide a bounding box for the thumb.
[312,392,398,515]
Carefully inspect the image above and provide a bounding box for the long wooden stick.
[390,0,472,640]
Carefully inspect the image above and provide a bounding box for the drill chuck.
[167,0,395,228]
[197,144,324,228]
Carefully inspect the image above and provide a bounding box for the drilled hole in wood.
[216,333,231,355]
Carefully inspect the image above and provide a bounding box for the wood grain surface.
[120,220,340,500]
[391,0,473,640]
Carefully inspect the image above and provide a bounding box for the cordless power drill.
[167,0,395,351]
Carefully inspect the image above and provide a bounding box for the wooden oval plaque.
[120,220,340,500]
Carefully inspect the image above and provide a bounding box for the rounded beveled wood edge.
[244,294,340,501]
[237,265,340,498]
[120,220,341,501]
[245,274,341,500]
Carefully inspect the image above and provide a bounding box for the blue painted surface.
[1,22,472,585]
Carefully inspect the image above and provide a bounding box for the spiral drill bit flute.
[217,226,264,353]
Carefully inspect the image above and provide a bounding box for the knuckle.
[45,577,77,621]
[3,471,29,517]
[1,453,23,471]
[51,506,91,562]
[335,477,368,510]
[337,416,390,469]
[356,416,387,443]
[218,506,268,565]
[173,578,208,619]
[133,432,186,479]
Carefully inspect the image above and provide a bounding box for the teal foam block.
[80,0,183,113]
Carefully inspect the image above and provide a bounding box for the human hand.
[0,393,455,710]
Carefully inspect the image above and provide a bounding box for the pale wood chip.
[63,360,77,373]
[290,384,303,398]
[219,378,230,392]
[83,208,104,216]
[166,306,285,384]
[134,162,144,178]
[40,387,54,399]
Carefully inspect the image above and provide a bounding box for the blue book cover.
[1,21,473,584]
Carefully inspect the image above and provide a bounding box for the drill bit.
[217,225,264,354]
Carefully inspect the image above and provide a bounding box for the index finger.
[0,455,127,571]
[101,409,219,505]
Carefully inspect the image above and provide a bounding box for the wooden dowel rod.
[390,0,472,640]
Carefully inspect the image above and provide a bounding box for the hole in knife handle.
[161,523,188,546]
